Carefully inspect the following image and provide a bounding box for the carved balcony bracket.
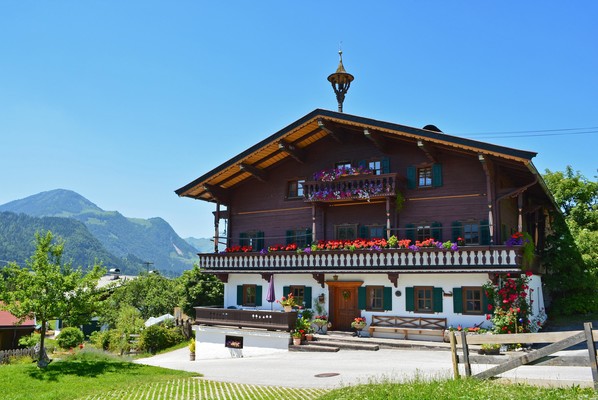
[387,272,400,288]
[214,273,229,283]
[318,119,346,143]
[417,140,437,163]
[278,140,306,163]
[261,273,273,282]
[312,273,326,288]
[239,163,268,182]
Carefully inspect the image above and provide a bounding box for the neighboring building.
[0,307,35,350]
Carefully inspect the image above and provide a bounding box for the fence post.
[460,330,471,377]
[449,330,460,379]
[584,322,598,391]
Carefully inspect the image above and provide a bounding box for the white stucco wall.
[194,325,289,359]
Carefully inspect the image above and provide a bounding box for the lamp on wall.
[333,274,339,281]
[318,293,325,303]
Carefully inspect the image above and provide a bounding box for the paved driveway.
[135,347,594,389]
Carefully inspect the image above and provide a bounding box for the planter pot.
[189,352,195,361]
[292,337,301,345]
[305,334,314,341]
[284,306,293,312]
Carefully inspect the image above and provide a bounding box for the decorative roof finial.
[327,50,354,113]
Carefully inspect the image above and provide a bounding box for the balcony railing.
[198,246,522,272]
[303,173,399,202]
[194,307,297,331]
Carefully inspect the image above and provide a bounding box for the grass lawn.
[319,378,598,400]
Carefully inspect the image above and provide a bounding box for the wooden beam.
[318,119,346,143]
[364,129,389,153]
[584,322,598,390]
[417,140,437,163]
[203,184,230,204]
[214,273,228,283]
[278,140,306,163]
[239,163,268,182]
[261,273,273,282]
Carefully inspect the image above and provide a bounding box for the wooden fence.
[450,322,598,389]
[0,347,36,364]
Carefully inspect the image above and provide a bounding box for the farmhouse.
[176,56,555,348]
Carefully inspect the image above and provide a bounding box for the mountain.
[0,189,198,276]
[185,237,216,253]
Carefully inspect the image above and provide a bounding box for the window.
[242,284,257,307]
[463,223,479,244]
[335,161,352,171]
[290,285,305,306]
[368,160,382,175]
[417,225,431,241]
[418,167,433,188]
[463,287,483,315]
[335,224,358,240]
[287,179,305,199]
[366,286,384,311]
[240,231,265,251]
[415,286,434,313]
[360,225,385,239]
[286,228,312,247]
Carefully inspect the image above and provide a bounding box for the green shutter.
[305,228,312,246]
[381,157,390,174]
[431,221,443,242]
[433,287,443,312]
[358,159,367,170]
[285,230,294,245]
[236,285,243,306]
[383,287,392,311]
[283,286,290,297]
[482,289,489,313]
[359,225,369,239]
[405,287,415,312]
[358,287,366,310]
[256,231,265,251]
[239,233,248,247]
[304,286,312,308]
[407,166,416,189]
[432,163,443,187]
[480,220,490,245]
[451,221,463,242]
[453,287,463,314]
[405,223,416,242]
[255,285,263,307]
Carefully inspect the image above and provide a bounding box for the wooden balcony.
[303,173,399,203]
[198,246,523,274]
[194,307,298,331]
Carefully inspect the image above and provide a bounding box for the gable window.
[418,167,433,188]
[286,228,312,248]
[335,224,358,240]
[287,179,305,199]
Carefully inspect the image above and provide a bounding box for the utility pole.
[143,261,154,273]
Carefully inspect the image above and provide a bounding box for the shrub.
[139,324,184,354]
[89,330,111,350]
[18,333,40,348]
[56,327,85,349]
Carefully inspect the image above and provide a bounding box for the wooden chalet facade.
[176,109,555,332]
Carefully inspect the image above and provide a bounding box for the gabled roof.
[0,308,35,328]
[175,109,537,203]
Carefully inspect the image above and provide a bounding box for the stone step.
[289,344,340,352]
[309,339,379,351]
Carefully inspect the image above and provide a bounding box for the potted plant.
[351,317,367,337]
[189,338,196,361]
[277,294,297,312]
[291,329,303,345]
[305,326,315,341]
[312,315,328,334]
[479,343,501,355]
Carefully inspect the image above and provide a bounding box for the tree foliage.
[543,167,598,314]
[177,264,224,317]
[0,231,104,367]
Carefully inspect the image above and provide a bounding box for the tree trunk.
[36,319,51,368]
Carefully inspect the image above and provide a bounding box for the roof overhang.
[175,109,537,203]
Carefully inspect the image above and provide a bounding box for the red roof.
[0,308,35,327]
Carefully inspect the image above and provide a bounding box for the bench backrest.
[371,315,447,329]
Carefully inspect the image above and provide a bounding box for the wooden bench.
[368,316,447,342]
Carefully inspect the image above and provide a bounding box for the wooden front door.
[327,281,362,331]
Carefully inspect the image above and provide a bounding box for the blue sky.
[1,2,597,239]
